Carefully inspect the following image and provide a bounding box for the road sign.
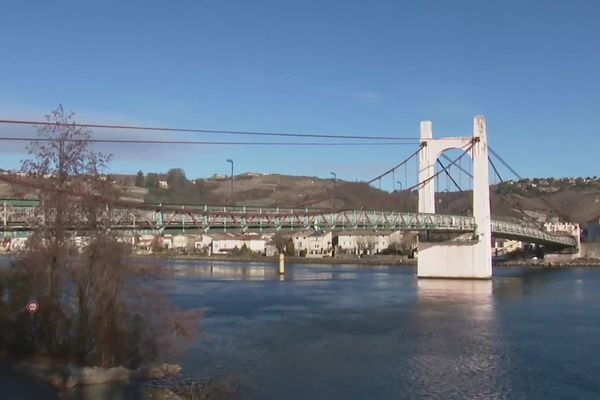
[26,299,39,314]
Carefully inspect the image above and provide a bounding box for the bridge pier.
[417,116,492,279]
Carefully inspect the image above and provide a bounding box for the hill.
[1,169,599,224]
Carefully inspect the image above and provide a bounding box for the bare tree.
[17,105,112,356]
[387,232,417,256]
[2,106,202,368]
[272,232,289,254]
[400,233,418,255]
[356,236,376,255]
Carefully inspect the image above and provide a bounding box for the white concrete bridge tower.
[417,115,492,279]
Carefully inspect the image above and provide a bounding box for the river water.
[3,259,600,399]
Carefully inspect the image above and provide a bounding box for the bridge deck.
[1,200,578,247]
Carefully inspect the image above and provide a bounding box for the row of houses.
[136,224,581,259]
[130,230,418,258]
[4,227,576,259]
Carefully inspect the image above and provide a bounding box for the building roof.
[211,233,265,241]
[335,230,391,237]
[293,230,331,238]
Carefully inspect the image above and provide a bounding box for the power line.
[0,137,420,146]
[0,119,419,141]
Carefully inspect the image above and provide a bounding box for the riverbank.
[132,253,600,267]
[131,253,418,266]
[495,258,600,267]
[0,354,188,399]
[5,251,600,268]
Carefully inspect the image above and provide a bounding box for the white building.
[209,174,228,180]
[8,237,28,252]
[543,221,582,260]
[172,234,190,250]
[544,222,580,236]
[194,234,213,252]
[117,235,136,246]
[72,236,91,249]
[292,231,333,257]
[211,233,267,255]
[135,234,156,253]
[336,232,390,255]
[492,239,523,256]
[265,241,278,257]
[162,234,173,249]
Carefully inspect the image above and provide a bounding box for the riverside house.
[292,231,333,257]
[211,233,267,255]
[336,231,390,255]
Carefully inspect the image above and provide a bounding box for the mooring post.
[279,253,285,275]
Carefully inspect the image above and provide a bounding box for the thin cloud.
[317,87,384,104]
[352,90,383,103]
[0,105,228,168]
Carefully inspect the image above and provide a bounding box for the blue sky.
[0,0,598,190]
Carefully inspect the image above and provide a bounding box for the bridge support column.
[417,116,492,279]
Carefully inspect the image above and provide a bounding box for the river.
[3,259,600,399]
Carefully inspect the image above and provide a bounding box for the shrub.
[285,240,295,256]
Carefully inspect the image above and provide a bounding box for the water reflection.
[168,261,359,282]
[417,279,493,300]
[411,279,505,398]
[170,262,280,280]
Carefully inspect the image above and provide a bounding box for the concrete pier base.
[417,241,492,279]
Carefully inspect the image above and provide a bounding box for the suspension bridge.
[0,199,578,248]
[0,115,580,279]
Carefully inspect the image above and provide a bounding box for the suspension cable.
[488,146,522,180]
[402,142,474,193]
[488,156,504,183]
[436,160,463,193]
[443,154,472,178]
[489,146,569,221]
[367,146,423,184]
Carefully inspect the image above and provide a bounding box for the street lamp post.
[444,189,449,214]
[330,172,336,211]
[226,159,234,197]
[397,180,404,210]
